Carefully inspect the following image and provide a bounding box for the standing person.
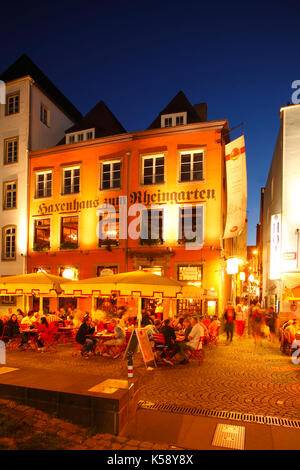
[264,306,278,343]
[223,302,236,343]
[251,304,265,345]
[235,302,247,338]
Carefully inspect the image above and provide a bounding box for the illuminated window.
[6,93,19,115]
[63,167,80,194]
[36,171,52,198]
[101,161,121,190]
[3,181,17,210]
[2,226,16,260]
[98,212,119,248]
[40,104,50,126]
[180,151,204,182]
[178,206,197,242]
[96,265,118,276]
[33,219,50,251]
[60,216,78,250]
[161,112,187,128]
[142,155,164,185]
[0,296,16,306]
[58,266,79,280]
[4,137,18,164]
[140,208,164,245]
[177,265,202,282]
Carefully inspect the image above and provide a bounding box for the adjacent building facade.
[0,54,81,312]
[27,91,245,316]
[261,103,300,320]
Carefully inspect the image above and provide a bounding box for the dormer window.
[161,112,187,128]
[66,128,95,144]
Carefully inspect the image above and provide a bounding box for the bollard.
[128,351,133,378]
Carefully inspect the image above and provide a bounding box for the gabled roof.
[148,90,207,129]
[0,54,82,123]
[58,99,126,144]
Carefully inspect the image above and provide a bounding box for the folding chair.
[207,326,220,349]
[186,337,205,365]
[152,333,175,366]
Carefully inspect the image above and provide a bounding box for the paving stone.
[126,439,141,447]
[139,441,154,448]
[114,435,128,443]
[111,443,123,450]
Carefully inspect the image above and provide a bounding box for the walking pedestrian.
[235,302,247,338]
[251,303,265,345]
[223,301,236,343]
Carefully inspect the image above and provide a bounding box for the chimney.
[194,102,207,122]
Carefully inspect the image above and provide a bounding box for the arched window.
[2,225,16,260]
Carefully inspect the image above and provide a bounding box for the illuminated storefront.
[28,92,246,315]
[262,103,300,319]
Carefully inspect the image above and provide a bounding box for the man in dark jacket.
[224,301,236,343]
[159,319,179,364]
[75,316,95,358]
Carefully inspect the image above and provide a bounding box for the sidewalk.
[124,408,300,450]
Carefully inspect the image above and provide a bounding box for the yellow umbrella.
[0,272,73,295]
[64,270,184,298]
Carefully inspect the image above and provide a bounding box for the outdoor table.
[86,332,114,355]
[58,326,74,343]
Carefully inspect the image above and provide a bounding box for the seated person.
[36,317,50,350]
[21,311,35,328]
[178,317,204,364]
[177,318,192,341]
[6,314,21,341]
[158,319,180,365]
[101,318,125,358]
[75,316,96,358]
[0,317,6,340]
[285,320,298,343]
[145,319,161,345]
[202,315,211,328]
[141,310,153,327]
[208,316,221,337]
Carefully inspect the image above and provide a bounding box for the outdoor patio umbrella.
[0,272,73,295]
[63,270,184,327]
[63,270,184,298]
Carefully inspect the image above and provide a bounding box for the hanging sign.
[223,136,247,238]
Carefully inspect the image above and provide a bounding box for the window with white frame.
[36,171,52,198]
[6,93,19,115]
[3,181,17,210]
[101,161,121,190]
[161,112,187,128]
[63,167,80,194]
[142,155,164,185]
[2,226,16,260]
[66,129,95,144]
[40,104,50,126]
[4,137,18,164]
[180,150,204,182]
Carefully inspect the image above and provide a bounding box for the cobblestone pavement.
[4,334,300,421]
[0,399,183,450]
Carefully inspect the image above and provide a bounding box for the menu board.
[124,329,156,368]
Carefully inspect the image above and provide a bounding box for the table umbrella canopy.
[0,272,73,295]
[63,270,184,298]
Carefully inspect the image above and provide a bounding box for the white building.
[262,103,300,320]
[0,54,81,313]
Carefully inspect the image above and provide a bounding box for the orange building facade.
[28,114,232,316]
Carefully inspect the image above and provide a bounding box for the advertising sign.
[270,214,281,280]
[224,136,247,239]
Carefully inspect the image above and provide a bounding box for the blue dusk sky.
[1,0,300,245]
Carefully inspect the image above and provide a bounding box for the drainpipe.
[125,150,131,273]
